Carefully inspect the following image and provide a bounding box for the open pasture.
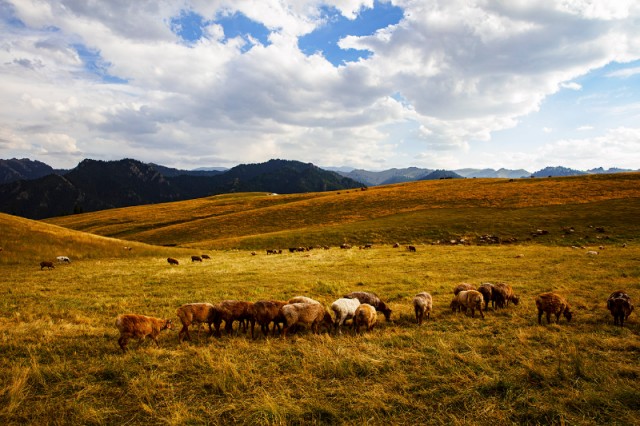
[1,244,639,425]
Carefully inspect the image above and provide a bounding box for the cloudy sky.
[1,0,639,172]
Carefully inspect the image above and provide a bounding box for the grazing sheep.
[288,296,321,305]
[167,257,179,266]
[176,303,218,342]
[281,303,333,338]
[407,245,416,252]
[115,314,173,352]
[478,283,495,310]
[343,291,392,321]
[56,256,71,263]
[353,304,377,333]
[40,261,55,270]
[253,300,288,338]
[212,300,256,337]
[535,292,572,325]
[587,251,599,256]
[453,283,476,295]
[331,297,361,333]
[392,243,400,248]
[607,291,634,327]
[340,243,352,249]
[413,292,432,325]
[456,290,485,318]
[201,254,211,260]
[493,283,519,308]
[450,297,464,313]
[191,255,203,262]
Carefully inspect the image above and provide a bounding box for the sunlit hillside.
[47,173,640,249]
[0,212,185,265]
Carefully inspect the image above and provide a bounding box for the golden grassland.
[1,174,639,424]
[0,245,639,425]
[46,173,640,249]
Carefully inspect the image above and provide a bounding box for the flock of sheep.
[115,284,634,353]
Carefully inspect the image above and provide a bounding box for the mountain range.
[0,158,364,219]
[0,158,636,219]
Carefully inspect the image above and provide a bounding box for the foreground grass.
[1,245,639,425]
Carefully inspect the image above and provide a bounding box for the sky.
[1,0,639,172]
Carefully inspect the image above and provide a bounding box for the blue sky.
[1,0,639,172]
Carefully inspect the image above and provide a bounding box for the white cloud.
[0,0,640,170]
[606,66,640,78]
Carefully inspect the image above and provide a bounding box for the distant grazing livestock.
[123,246,132,251]
[56,256,71,263]
[253,300,288,338]
[191,255,203,262]
[453,283,476,296]
[363,243,372,249]
[455,290,484,318]
[607,291,634,327]
[40,261,55,270]
[587,251,599,256]
[493,283,519,308]
[478,283,494,310]
[201,254,211,260]
[115,314,173,352]
[167,257,179,266]
[176,303,218,342]
[331,297,361,333]
[213,300,256,337]
[281,303,333,338]
[413,292,432,325]
[450,297,464,313]
[343,291,392,321]
[407,245,416,252]
[535,292,572,325]
[340,243,352,249]
[393,243,400,248]
[288,296,321,305]
[353,304,377,333]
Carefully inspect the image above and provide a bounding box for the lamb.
[212,300,256,337]
[331,297,361,333]
[40,261,55,270]
[353,303,377,333]
[281,302,333,338]
[115,314,173,352]
[478,283,494,310]
[343,291,392,321]
[288,296,321,305]
[535,292,572,325]
[253,300,288,338]
[413,292,432,325]
[455,290,484,318]
[453,283,476,295]
[176,303,218,342]
[494,283,519,308]
[607,291,634,327]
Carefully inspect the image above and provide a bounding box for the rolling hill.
[46,172,640,249]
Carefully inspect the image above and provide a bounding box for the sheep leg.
[478,306,484,319]
[537,310,543,325]
[118,336,128,352]
[178,325,190,342]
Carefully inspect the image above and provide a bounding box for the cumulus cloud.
[0,0,639,169]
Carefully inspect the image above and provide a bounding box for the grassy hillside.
[0,245,639,424]
[47,173,640,249]
[0,212,188,265]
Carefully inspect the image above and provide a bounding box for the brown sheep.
[343,291,392,321]
[607,291,633,327]
[353,303,377,333]
[40,261,55,270]
[453,283,476,295]
[281,303,333,338]
[176,303,218,342]
[253,300,288,338]
[456,290,484,318]
[494,283,519,308]
[212,300,256,337]
[201,254,211,260]
[115,314,173,352]
[191,255,203,262]
[407,245,416,252]
[167,257,179,266]
[413,292,432,325]
[478,283,494,310]
[535,292,572,325]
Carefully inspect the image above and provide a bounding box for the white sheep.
[331,297,361,333]
[413,292,432,325]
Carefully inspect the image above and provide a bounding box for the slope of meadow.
[46,173,640,249]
